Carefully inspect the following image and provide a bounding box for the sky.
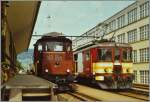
[29,0,135,49]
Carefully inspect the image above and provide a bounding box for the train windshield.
[37,41,71,52]
[97,48,112,61]
[114,48,120,62]
[122,48,132,62]
[46,42,63,51]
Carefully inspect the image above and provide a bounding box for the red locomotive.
[33,32,75,91]
[74,40,134,89]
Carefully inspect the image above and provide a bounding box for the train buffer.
[1,74,58,101]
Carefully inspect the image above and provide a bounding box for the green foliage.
[1,61,9,70]
[16,60,24,70]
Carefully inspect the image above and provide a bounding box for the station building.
[1,1,40,83]
[73,0,149,85]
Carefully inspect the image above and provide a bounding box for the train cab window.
[54,45,63,51]
[115,48,120,62]
[38,45,43,51]
[74,54,78,61]
[67,46,71,51]
[122,48,132,62]
[98,48,112,61]
[66,44,71,51]
[46,42,63,51]
[65,43,71,51]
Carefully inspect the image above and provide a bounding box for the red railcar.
[34,32,75,91]
[74,41,134,89]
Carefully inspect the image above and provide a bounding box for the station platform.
[4,74,56,89]
[1,74,58,101]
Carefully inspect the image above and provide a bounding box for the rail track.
[105,88,149,101]
[42,78,149,101]
[67,92,101,101]
[117,93,149,101]
[130,83,149,96]
[116,84,149,101]
[116,90,149,101]
[133,83,149,90]
[75,83,149,101]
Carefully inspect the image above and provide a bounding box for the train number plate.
[95,76,104,81]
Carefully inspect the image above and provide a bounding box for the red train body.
[33,32,75,90]
[74,41,134,89]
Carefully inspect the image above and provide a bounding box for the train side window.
[45,45,48,51]
[74,54,78,60]
[122,48,132,62]
[85,51,90,61]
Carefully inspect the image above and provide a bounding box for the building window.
[133,70,137,83]
[109,20,116,32]
[128,8,137,24]
[140,24,149,40]
[127,29,137,43]
[117,33,125,43]
[140,1,149,19]
[117,15,125,28]
[132,50,137,63]
[140,48,149,62]
[140,70,149,84]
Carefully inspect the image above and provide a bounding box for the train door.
[77,52,83,73]
[83,50,91,74]
[37,44,43,76]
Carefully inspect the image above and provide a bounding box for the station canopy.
[6,1,41,54]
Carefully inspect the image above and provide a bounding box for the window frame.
[97,47,113,62]
[117,33,125,43]
[117,14,125,28]
[140,1,149,19]
[139,48,149,62]
[140,24,149,40]
[127,29,137,43]
[128,8,137,24]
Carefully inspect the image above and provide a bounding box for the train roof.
[74,40,131,53]
[35,32,72,44]
[42,32,65,37]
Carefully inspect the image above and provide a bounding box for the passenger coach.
[74,40,134,89]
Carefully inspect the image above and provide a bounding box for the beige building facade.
[73,0,149,85]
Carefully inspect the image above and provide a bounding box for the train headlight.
[45,69,48,73]
[93,72,96,75]
[127,68,133,73]
[95,76,104,81]
[67,69,70,73]
[126,68,130,73]
[105,68,112,73]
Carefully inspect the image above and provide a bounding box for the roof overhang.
[6,1,41,54]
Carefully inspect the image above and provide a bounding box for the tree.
[16,60,24,70]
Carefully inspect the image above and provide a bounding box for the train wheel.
[69,83,77,92]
